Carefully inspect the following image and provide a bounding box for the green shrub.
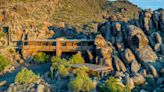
[69,66,96,92]
[51,56,70,76]
[0,55,10,72]
[69,52,85,64]
[33,52,49,63]
[15,67,39,84]
[0,32,6,38]
[99,77,130,92]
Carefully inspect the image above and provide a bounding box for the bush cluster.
[0,55,10,72]
[51,56,70,76]
[69,66,96,92]
[33,52,49,63]
[99,77,130,92]
[69,52,85,64]
[15,67,39,84]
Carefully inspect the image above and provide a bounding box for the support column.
[56,38,62,57]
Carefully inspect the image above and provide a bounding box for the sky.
[110,0,164,10]
[129,0,164,10]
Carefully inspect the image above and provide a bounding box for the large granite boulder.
[127,25,149,49]
[132,73,145,86]
[36,84,51,92]
[152,11,160,30]
[131,60,141,73]
[123,48,136,64]
[136,45,158,62]
[124,76,135,89]
[94,35,113,67]
[145,64,159,78]
[139,9,153,34]
[114,58,127,72]
[144,9,153,33]
[126,25,158,62]
[159,10,164,32]
[149,32,162,53]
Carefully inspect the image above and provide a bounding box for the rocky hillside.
[0,0,141,36]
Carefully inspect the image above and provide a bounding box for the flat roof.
[19,39,94,42]
[71,63,112,72]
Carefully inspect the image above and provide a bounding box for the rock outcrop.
[94,35,113,67]
[126,25,158,62]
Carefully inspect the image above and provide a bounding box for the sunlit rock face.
[126,25,158,62]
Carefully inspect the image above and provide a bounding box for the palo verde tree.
[98,77,131,92]
[69,66,96,92]
[15,67,39,84]
[0,55,10,72]
[33,52,49,63]
[69,51,85,64]
[51,56,70,77]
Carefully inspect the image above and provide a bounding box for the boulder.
[159,10,164,32]
[148,64,158,78]
[132,73,145,86]
[131,60,141,73]
[139,69,147,77]
[160,68,164,76]
[156,77,164,85]
[126,25,158,62]
[160,44,164,55]
[105,22,112,41]
[126,25,149,49]
[136,45,158,62]
[115,71,123,78]
[104,58,113,68]
[149,32,162,52]
[124,48,136,64]
[145,74,157,87]
[125,76,135,89]
[36,84,45,92]
[94,34,108,49]
[140,89,149,92]
[139,9,153,34]
[152,11,160,30]
[114,58,127,72]
[94,35,113,66]
[0,81,6,87]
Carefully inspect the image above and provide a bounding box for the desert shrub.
[69,52,85,64]
[69,66,96,92]
[99,77,130,92]
[15,67,39,84]
[51,56,70,76]
[0,32,6,38]
[0,55,10,72]
[33,52,49,63]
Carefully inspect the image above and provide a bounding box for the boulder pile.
[96,9,164,91]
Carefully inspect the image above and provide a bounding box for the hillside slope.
[0,0,141,39]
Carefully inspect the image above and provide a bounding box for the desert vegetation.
[99,77,131,92]
[15,67,39,84]
[69,66,96,92]
[33,52,50,63]
[0,55,10,72]
[0,0,163,92]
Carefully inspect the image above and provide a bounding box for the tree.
[69,67,96,92]
[33,52,49,63]
[51,56,70,77]
[99,77,130,92]
[0,55,10,72]
[15,67,39,84]
[69,52,85,64]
